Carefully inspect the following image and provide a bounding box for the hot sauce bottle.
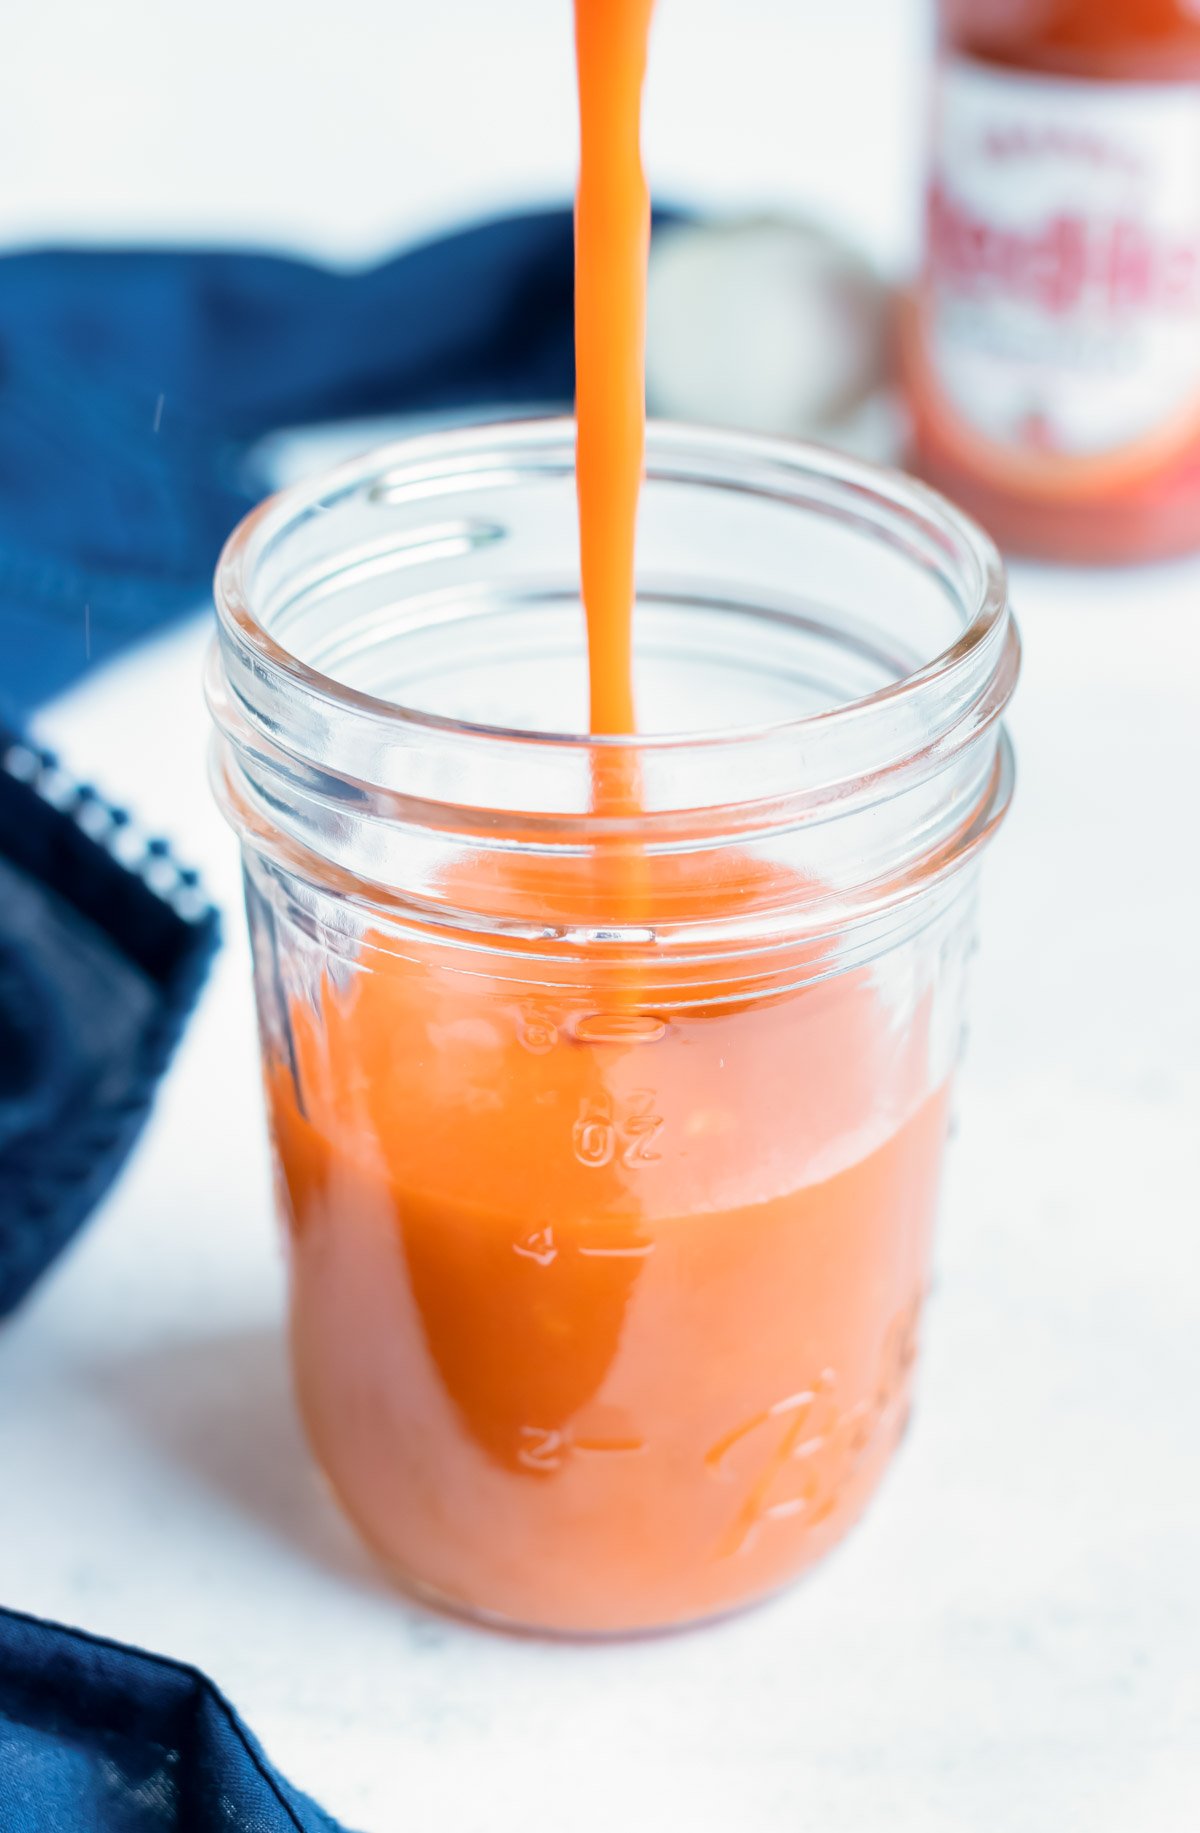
[906,1,1200,561]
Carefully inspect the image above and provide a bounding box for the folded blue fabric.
[0,1604,350,1831]
[0,211,577,711]
[0,730,218,1316]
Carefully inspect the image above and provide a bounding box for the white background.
[2,4,1199,1830]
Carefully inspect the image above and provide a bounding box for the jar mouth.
[214,416,1013,759]
[209,418,1017,934]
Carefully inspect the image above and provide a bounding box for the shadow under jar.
[208,420,1019,1636]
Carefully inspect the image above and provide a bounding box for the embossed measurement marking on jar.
[510,1226,654,1264]
[517,1424,646,1473]
[572,1090,664,1168]
[577,1241,655,1259]
[573,1012,667,1045]
[516,1004,559,1055]
[512,1226,558,1266]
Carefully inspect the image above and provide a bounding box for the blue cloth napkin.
[0,1604,350,1831]
[0,210,576,712]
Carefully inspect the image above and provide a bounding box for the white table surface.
[3,4,1199,1830]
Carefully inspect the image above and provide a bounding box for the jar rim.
[209,417,1018,936]
[214,416,1014,758]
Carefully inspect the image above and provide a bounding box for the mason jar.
[208,419,1019,1635]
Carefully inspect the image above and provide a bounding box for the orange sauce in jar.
[907,0,1200,561]
[272,854,948,1631]
[263,0,954,1631]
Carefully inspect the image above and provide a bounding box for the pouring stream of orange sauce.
[573,0,655,737]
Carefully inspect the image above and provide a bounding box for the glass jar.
[208,419,1019,1635]
[907,1,1200,562]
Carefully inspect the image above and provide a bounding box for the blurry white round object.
[646,215,897,460]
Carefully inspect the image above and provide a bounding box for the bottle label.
[918,55,1200,489]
